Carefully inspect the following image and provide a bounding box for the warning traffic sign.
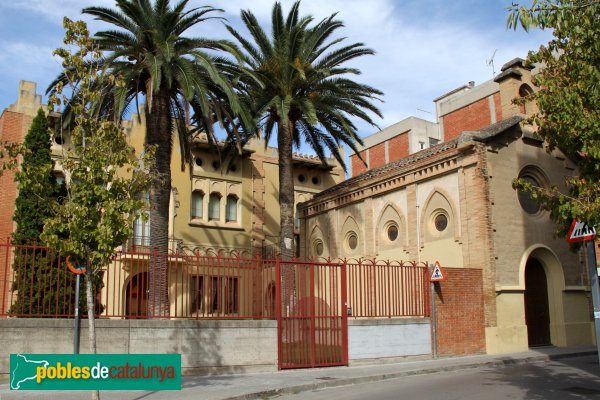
[430,261,445,282]
[566,220,596,243]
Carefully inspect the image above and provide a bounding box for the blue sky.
[0,0,550,140]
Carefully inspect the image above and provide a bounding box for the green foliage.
[12,109,63,244]
[227,1,382,258]
[8,109,71,316]
[46,0,242,173]
[42,16,154,312]
[227,0,383,170]
[508,0,600,229]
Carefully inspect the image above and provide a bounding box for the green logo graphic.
[10,354,181,391]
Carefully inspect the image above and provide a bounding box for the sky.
[0,0,551,142]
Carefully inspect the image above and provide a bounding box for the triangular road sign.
[566,220,596,243]
[430,261,445,282]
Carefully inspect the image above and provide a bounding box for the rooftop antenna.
[486,49,498,78]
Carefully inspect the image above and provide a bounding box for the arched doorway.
[524,258,551,346]
[126,272,148,318]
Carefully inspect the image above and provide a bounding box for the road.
[2,354,599,399]
[276,355,600,400]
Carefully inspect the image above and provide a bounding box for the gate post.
[309,260,316,367]
[341,260,348,365]
[275,257,282,370]
[1,237,11,316]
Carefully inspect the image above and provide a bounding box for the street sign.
[430,261,445,282]
[566,220,596,243]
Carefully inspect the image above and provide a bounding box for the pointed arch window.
[191,191,204,219]
[208,193,221,221]
[226,195,238,222]
[133,192,150,248]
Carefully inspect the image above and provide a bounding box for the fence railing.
[0,241,430,320]
[344,259,430,318]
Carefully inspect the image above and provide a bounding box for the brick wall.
[369,142,386,169]
[0,111,28,315]
[0,111,26,241]
[350,131,410,178]
[388,132,409,162]
[493,92,503,123]
[433,267,485,356]
[442,97,492,141]
[350,150,368,177]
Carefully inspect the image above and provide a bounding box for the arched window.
[422,190,456,241]
[208,193,221,221]
[226,195,238,222]
[133,193,150,248]
[519,84,534,114]
[191,191,204,219]
[517,166,548,215]
[133,217,149,246]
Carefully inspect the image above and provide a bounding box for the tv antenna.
[486,49,497,77]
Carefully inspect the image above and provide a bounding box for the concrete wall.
[348,318,431,363]
[1,318,434,375]
[0,319,278,376]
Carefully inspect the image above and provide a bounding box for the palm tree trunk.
[278,121,297,315]
[83,253,99,400]
[146,88,172,318]
[277,121,296,261]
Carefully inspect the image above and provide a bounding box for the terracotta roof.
[316,138,460,198]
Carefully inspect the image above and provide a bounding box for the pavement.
[0,345,597,399]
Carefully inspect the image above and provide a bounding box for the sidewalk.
[0,346,596,400]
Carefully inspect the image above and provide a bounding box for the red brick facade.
[369,142,386,169]
[493,92,503,123]
[350,131,410,178]
[388,131,409,162]
[434,267,486,356]
[442,97,493,141]
[350,150,368,177]
[0,111,29,241]
[0,110,29,314]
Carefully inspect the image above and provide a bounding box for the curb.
[224,351,597,400]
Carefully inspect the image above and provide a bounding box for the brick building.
[299,58,594,356]
[0,59,594,364]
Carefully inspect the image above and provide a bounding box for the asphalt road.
[275,355,600,400]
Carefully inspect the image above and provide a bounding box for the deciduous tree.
[508,0,600,229]
[43,18,154,400]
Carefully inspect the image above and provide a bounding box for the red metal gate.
[276,259,348,369]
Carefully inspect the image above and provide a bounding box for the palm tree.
[227,1,383,260]
[77,0,240,316]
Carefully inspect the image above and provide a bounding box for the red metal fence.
[0,241,430,320]
[345,259,430,318]
[277,259,348,369]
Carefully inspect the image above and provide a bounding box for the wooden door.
[524,259,551,346]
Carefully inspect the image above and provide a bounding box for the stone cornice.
[301,142,482,217]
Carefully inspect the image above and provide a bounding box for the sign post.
[66,257,87,354]
[567,220,599,363]
[430,261,445,359]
